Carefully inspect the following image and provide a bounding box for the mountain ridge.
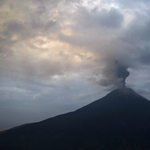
[0,88,150,150]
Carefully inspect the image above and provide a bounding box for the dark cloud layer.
[96,8,124,28]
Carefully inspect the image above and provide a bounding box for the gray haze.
[0,0,150,130]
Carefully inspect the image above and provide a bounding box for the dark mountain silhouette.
[1,88,150,150]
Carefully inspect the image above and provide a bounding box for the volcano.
[1,88,150,150]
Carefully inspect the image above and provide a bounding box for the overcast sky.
[0,0,150,131]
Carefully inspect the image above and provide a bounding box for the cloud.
[0,1,149,93]
[1,0,150,131]
[2,20,27,39]
[114,0,150,8]
[0,0,130,88]
[95,8,124,28]
[0,0,5,6]
[119,10,150,68]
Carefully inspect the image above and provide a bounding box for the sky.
[0,0,150,131]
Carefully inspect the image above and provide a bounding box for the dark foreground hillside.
[1,88,150,150]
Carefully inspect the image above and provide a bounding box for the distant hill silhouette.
[1,88,150,150]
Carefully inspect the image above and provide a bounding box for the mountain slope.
[1,88,150,150]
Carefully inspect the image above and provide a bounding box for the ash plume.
[115,60,130,87]
[91,60,130,88]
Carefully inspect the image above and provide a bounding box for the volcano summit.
[0,88,150,150]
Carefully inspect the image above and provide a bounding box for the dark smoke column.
[115,61,130,87]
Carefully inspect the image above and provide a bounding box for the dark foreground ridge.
[1,88,150,150]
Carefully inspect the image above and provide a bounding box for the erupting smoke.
[115,61,130,87]
[91,60,130,88]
